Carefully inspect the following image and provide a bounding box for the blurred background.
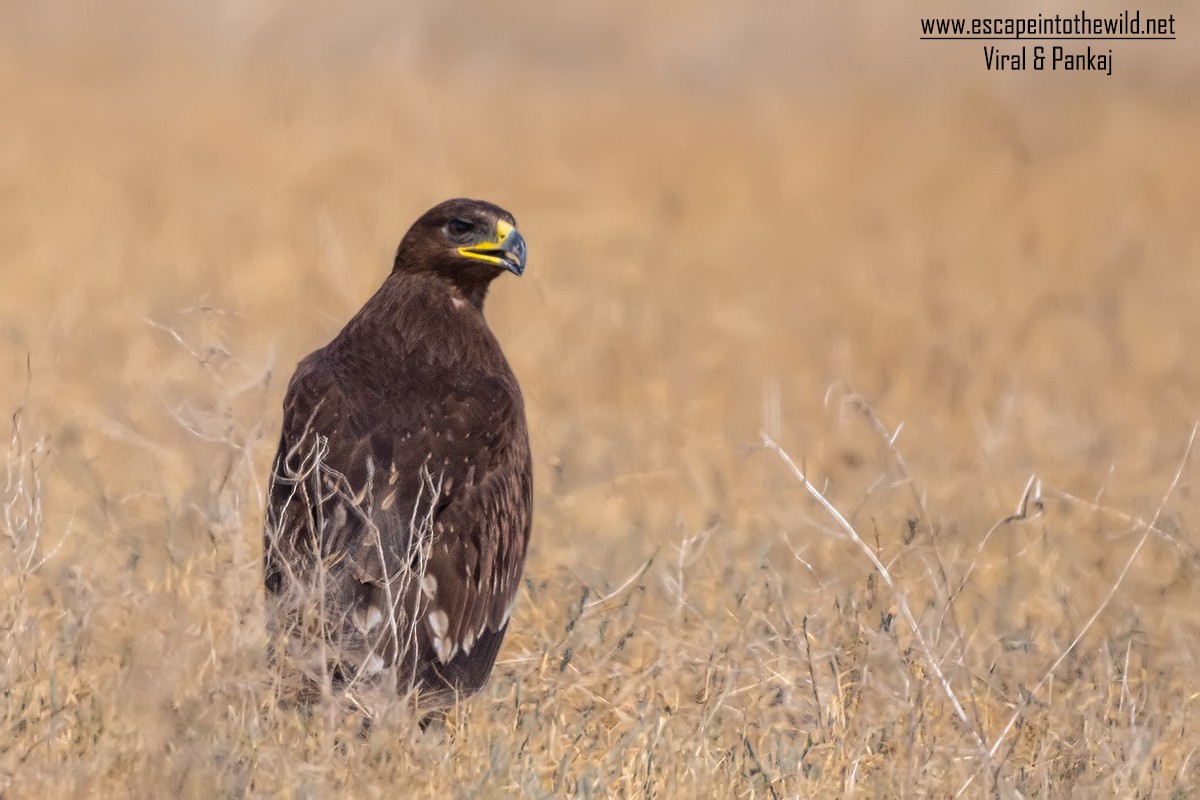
[3,1,1200,793]
[3,0,1198,562]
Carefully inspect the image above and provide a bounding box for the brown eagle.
[264,198,532,713]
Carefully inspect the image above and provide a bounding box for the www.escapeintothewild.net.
[920,9,1178,77]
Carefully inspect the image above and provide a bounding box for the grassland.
[3,4,1200,797]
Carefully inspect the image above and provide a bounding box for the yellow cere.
[458,218,515,265]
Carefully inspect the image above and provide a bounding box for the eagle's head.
[393,199,526,307]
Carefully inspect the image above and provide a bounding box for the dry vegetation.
[3,3,1200,797]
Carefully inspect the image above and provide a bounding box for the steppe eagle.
[264,198,532,713]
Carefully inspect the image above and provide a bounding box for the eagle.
[264,198,532,714]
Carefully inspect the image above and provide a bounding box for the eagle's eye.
[447,219,475,237]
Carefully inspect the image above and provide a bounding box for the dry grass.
[3,3,1200,797]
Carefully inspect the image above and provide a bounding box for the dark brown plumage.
[264,198,532,712]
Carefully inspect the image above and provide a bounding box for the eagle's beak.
[459,220,527,276]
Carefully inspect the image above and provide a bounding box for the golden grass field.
[3,3,1200,796]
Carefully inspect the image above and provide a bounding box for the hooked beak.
[458,219,527,276]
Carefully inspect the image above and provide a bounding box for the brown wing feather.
[348,373,532,698]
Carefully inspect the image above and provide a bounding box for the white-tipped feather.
[428,609,449,639]
[432,636,459,664]
[354,605,383,633]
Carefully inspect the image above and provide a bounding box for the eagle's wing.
[357,370,532,696]
[266,349,532,698]
[264,349,364,597]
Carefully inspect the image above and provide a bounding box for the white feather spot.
[362,653,386,675]
[452,296,466,309]
[462,629,476,656]
[380,489,398,511]
[501,602,514,628]
[354,605,383,633]
[433,636,459,664]
[428,609,449,639]
[366,606,383,630]
[421,573,438,600]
